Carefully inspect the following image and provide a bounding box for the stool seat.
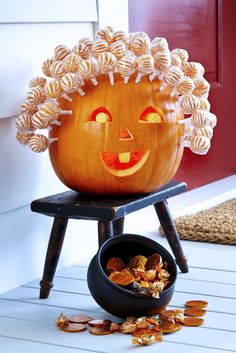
[31,181,188,299]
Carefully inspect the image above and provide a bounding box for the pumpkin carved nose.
[119,128,134,141]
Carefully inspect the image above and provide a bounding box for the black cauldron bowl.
[87,234,177,319]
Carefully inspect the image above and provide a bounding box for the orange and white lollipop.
[16,131,34,145]
[179,110,211,127]
[42,58,54,77]
[150,37,169,55]
[113,31,128,44]
[117,55,136,84]
[170,53,182,68]
[32,112,51,129]
[72,43,90,59]
[37,101,72,125]
[177,76,194,96]
[61,73,85,96]
[50,61,67,79]
[149,51,171,81]
[54,45,71,61]
[160,66,184,94]
[92,40,109,58]
[193,77,210,98]
[136,54,154,83]
[15,114,34,132]
[110,41,127,58]
[96,26,114,44]
[78,59,98,86]
[184,135,211,155]
[79,37,94,49]
[171,48,189,63]
[63,53,81,73]
[27,87,45,104]
[28,134,57,153]
[29,77,46,88]
[198,97,211,111]
[131,36,149,56]
[192,126,213,140]
[180,95,200,114]
[44,79,72,101]
[183,62,205,79]
[208,112,217,128]
[97,52,117,85]
[20,100,38,115]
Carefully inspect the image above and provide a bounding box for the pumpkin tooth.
[118,152,131,163]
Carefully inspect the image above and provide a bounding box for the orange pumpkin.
[49,74,184,195]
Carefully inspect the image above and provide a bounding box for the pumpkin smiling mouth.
[100,150,150,177]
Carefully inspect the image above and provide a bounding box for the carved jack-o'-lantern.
[49,75,184,194]
[16,27,217,195]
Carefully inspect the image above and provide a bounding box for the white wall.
[0,0,129,294]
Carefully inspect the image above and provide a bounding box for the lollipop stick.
[135,72,143,83]
[61,93,72,102]
[91,77,98,86]
[51,120,61,126]
[149,72,156,81]
[159,82,168,91]
[183,140,190,148]
[49,137,58,144]
[170,87,178,97]
[77,88,85,96]
[59,109,73,116]
[123,76,130,84]
[108,72,114,86]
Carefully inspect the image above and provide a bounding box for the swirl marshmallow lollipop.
[29,77,46,88]
[183,62,205,79]
[34,101,72,127]
[180,95,201,114]
[193,77,210,98]
[192,126,213,140]
[61,72,85,96]
[131,36,149,56]
[92,40,109,58]
[15,114,34,132]
[28,134,57,153]
[42,58,54,77]
[78,59,98,86]
[179,110,211,127]
[198,97,211,111]
[72,43,90,59]
[32,112,51,129]
[184,135,211,155]
[50,61,67,80]
[97,52,117,85]
[170,53,182,68]
[150,37,169,56]
[117,55,136,84]
[79,37,94,49]
[27,86,45,104]
[20,100,37,115]
[177,76,195,96]
[16,131,35,145]
[112,31,129,44]
[171,48,189,63]
[135,54,154,83]
[54,45,71,61]
[160,66,184,95]
[149,51,171,81]
[96,27,114,44]
[63,53,81,73]
[110,41,127,58]
[44,79,72,102]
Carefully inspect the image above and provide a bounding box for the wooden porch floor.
[0,232,236,353]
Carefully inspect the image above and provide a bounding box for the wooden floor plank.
[0,316,235,352]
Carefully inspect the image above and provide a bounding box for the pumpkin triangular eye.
[88,107,112,123]
[139,106,165,123]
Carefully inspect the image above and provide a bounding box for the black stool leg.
[154,200,188,273]
[98,221,113,247]
[112,217,125,236]
[40,217,68,299]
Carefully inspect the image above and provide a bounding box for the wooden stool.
[31,181,188,299]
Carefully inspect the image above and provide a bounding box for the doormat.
[173,199,236,245]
